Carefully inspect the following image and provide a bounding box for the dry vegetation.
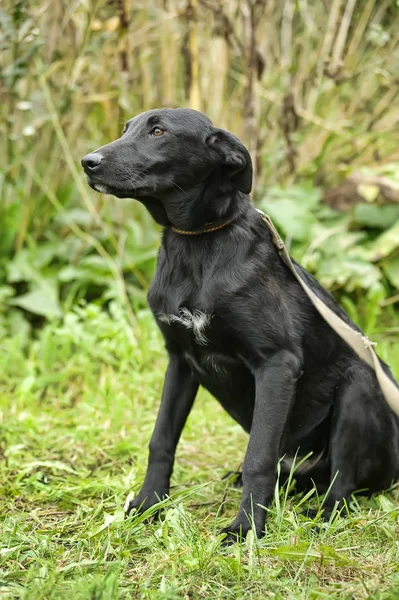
[2,1,399,200]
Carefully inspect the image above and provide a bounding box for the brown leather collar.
[171,218,234,236]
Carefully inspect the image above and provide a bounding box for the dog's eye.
[150,127,165,137]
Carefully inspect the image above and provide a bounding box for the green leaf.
[270,543,350,565]
[353,204,399,230]
[259,199,315,241]
[58,265,112,286]
[258,185,321,242]
[370,221,399,260]
[123,247,159,266]
[0,285,15,305]
[316,257,381,291]
[9,280,62,318]
[382,256,399,289]
[59,559,106,573]
[89,509,125,537]
[377,494,396,513]
[317,228,367,258]
[0,546,20,556]
[7,249,38,283]
[7,245,67,283]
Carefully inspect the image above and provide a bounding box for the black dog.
[82,108,399,541]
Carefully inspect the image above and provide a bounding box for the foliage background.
[1,1,399,598]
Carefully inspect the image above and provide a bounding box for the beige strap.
[257,209,399,416]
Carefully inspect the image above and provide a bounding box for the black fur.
[82,108,399,541]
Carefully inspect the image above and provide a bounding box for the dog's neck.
[138,173,251,231]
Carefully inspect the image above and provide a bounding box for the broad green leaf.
[259,198,316,241]
[258,185,321,242]
[317,257,381,291]
[0,285,15,304]
[122,247,159,266]
[270,543,350,565]
[7,245,69,283]
[353,204,399,230]
[370,221,399,260]
[59,559,106,572]
[382,256,399,289]
[377,494,396,513]
[317,229,367,257]
[9,281,61,318]
[58,265,113,286]
[90,509,125,537]
[0,546,20,556]
[7,249,38,283]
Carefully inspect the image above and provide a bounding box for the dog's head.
[81,108,252,206]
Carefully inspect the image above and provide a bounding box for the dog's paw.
[220,519,264,546]
[124,490,168,519]
[124,497,149,517]
[220,524,248,546]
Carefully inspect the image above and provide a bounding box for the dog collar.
[171,218,234,236]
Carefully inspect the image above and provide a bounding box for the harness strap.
[257,209,399,416]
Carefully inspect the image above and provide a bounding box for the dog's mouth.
[89,181,109,194]
[86,175,162,201]
[86,177,140,199]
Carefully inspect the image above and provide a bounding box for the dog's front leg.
[222,350,302,542]
[126,354,199,516]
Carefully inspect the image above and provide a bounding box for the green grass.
[1,303,399,599]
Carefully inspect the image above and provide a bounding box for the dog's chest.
[147,246,248,375]
[158,304,245,381]
[149,261,224,349]
[158,308,213,345]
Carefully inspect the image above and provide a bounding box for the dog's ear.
[206,129,252,194]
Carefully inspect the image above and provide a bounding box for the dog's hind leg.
[320,366,399,521]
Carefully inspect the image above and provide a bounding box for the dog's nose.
[81,153,102,171]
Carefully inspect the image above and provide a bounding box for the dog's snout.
[81,153,102,172]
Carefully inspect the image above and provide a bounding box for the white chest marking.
[159,308,212,345]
